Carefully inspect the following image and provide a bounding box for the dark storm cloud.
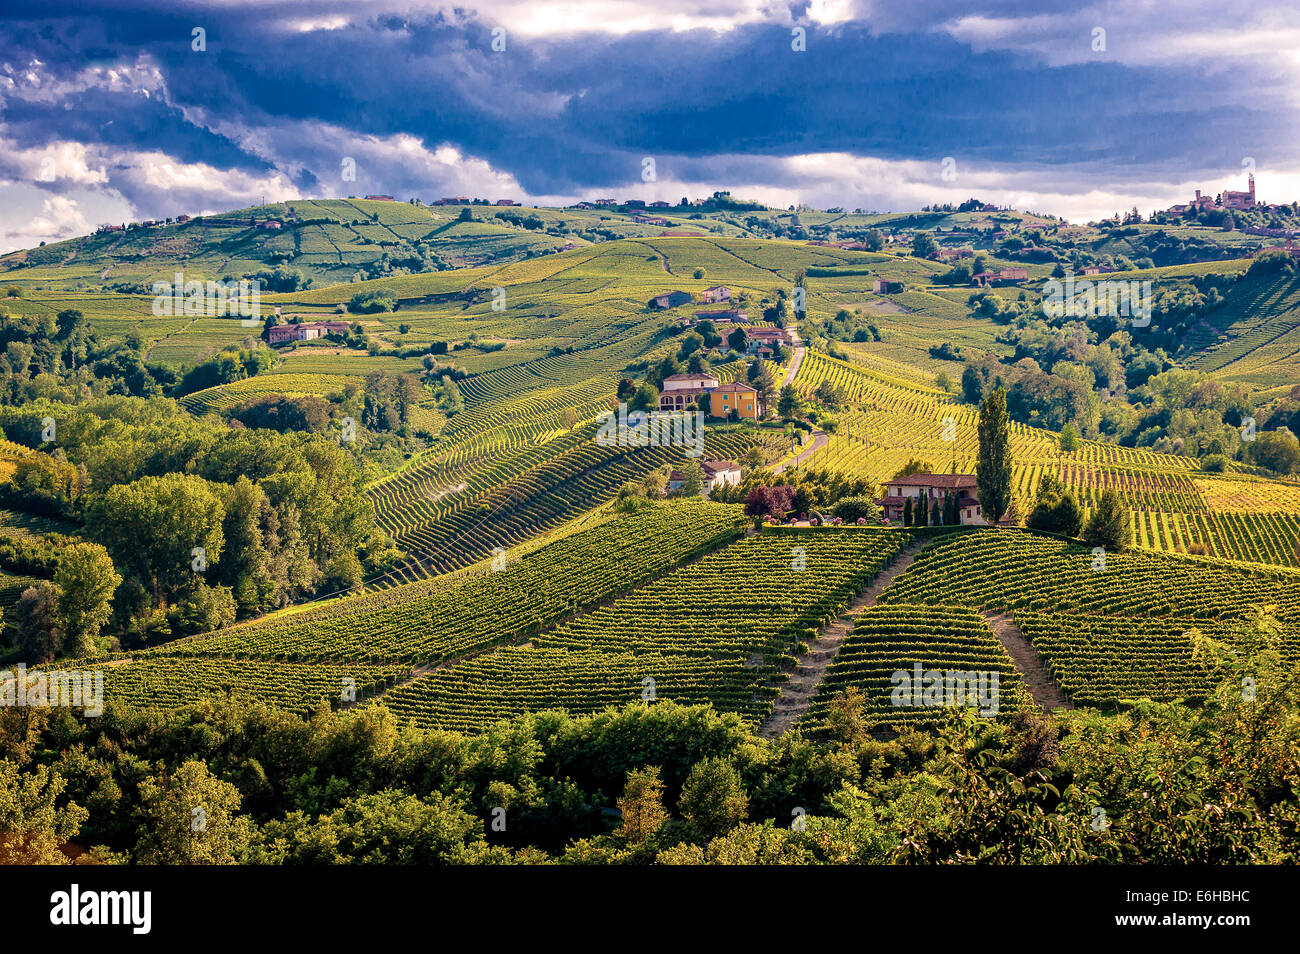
[0,0,1296,246]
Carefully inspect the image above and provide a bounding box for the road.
[780,341,805,387]
[769,342,825,474]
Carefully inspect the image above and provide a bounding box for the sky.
[2,0,1298,252]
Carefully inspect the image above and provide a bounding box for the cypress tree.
[903,496,913,526]
[1083,488,1131,551]
[976,387,1013,524]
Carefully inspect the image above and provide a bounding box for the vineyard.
[1014,611,1300,708]
[805,604,1029,729]
[1132,509,1300,567]
[376,527,905,732]
[788,349,1211,513]
[78,657,408,714]
[149,502,748,664]
[372,647,776,733]
[879,529,1300,622]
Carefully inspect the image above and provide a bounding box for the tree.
[629,381,659,413]
[777,385,805,419]
[86,473,226,607]
[693,268,705,280]
[54,543,121,657]
[218,477,274,616]
[1026,475,1083,537]
[134,760,250,865]
[1083,488,1131,551]
[559,407,579,431]
[903,497,913,527]
[976,388,1013,524]
[727,327,749,352]
[1059,422,1080,453]
[617,767,667,844]
[13,583,61,664]
[1248,430,1300,475]
[832,495,880,524]
[911,232,938,258]
[678,758,748,840]
[173,580,238,637]
[0,762,88,864]
[892,458,933,480]
[750,362,777,410]
[743,484,796,521]
[824,687,869,746]
[680,460,704,497]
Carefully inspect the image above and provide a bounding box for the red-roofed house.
[658,372,720,411]
[268,321,351,346]
[879,474,986,525]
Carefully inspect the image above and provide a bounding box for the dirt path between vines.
[759,538,926,738]
[983,611,1073,709]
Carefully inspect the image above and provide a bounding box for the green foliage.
[679,757,749,840]
[1082,487,1131,551]
[976,387,1012,523]
[348,289,398,314]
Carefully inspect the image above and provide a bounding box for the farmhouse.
[710,382,759,420]
[701,285,731,303]
[667,459,742,494]
[972,268,1027,287]
[702,459,742,489]
[364,195,396,201]
[268,321,351,346]
[873,279,905,294]
[879,474,985,525]
[495,199,518,206]
[650,290,693,309]
[938,248,974,260]
[745,326,796,350]
[658,372,719,411]
[259,220,283,230]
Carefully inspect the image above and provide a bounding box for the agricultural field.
[805,604,1030,729]
[150,502,749,664]
[4,204,1300,741]
[379,527,904,732]
[1014,610,1300,708]
[879,529,1300,622]
[78,657,409,715]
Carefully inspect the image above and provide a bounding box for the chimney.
[1195,189,1201,201]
